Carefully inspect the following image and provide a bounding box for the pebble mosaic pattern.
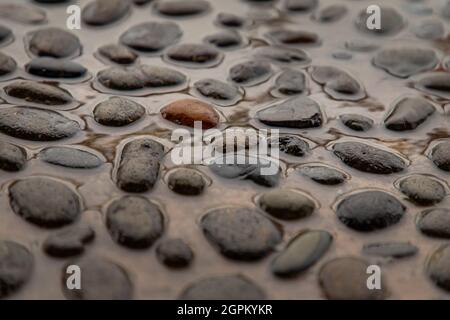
[1,0,450,300]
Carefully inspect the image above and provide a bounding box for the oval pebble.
[39,146,103,169]
[313,4,347,23]
[25,57,87,79]
[336,190,405,231]
[156,238,194,268]
[332,141,406,174]
[97,44,137,65]
[373,47,438,78]
[355,6,405,36]
[414,73,450,100]
[257,96,323,129]
[362,242,418,258]
[0,107,80,141]
[414,19,444,40]
[194,78,242,106]
[430,141,450,172]
[164,43,223,68]
[0,4,46,24]
[298,164,347,185]
[0,140,27,172]
[120,22,182,54]
[417,208,450,238]
[265,29,320,47]
[167,168,206,195]
[43,224,95,257]
[258,189,315,220]
[0,241,33,298]
[319,257,387,299]
[93,96,145,127]
[4,80,74,106]
[82,0,131,26]
[154,0,210,17]
[0,52,16,76]
[116,138,164,193]
[204,31,243,50]
[284,0,318,13]
[385,96,435,131]
[398,175,446,205]
[161,99,219,129]
[63,256,133,299]
[273,70,307,96]
[201,207,282,260]
[215,13,249,28]
[180,275,266,300]
[340,114,373,132]
[253,46,311,66]
[272,230,332,277]
[229,60,272,86]
[277,135,310,157]
[27,27,81,59]
[9,177,82,228]
[106,196,164,249]
[426,244,450,292]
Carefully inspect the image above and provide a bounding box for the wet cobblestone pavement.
[1,0,450,299]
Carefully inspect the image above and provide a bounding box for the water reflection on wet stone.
[1,0,450,300]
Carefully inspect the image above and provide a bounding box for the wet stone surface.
[272,230,332,277]
[229,60,272,86]
[398,175,446,206]
[0,107,81,141]
[93,96,145,127]
[0,141,27,172]
[362,242,418,259]
[340,114,373,132]
[257,96,323,129]
[336,190,405,231]
[272,70,307,96]
[9,177,82,228]
[332,141,407,174]
[120,22,182,54]
[194,78,242,106]
[27,27,81,59]
[63,256,133,300]
[38,146,103,169]
[417,208,450,238]
[298,165,347,185]
[82,0,131,26]
[179,275,265,300]
[106,196,164,249]
[201,207,282,260]
[116,138,164,193]
[3,0,450,300]
[385,97,435,131]
[4,81,74,106]
[156,238,194,268]
[43,224,95,257]
[319,257,387,299]
[373,47,438,78]
[426,244,450,292]
[258,189,315,220]
[25,58,87,79]
[167,168,206,195]
[0,241,34,299]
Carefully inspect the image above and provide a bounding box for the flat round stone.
[28,27,81,58]
[43,224,95,257]
[336,190,405,231]
[355,6,404,36]
[0,241,34,298]
[164,43,223,68]
[93,96,145,127]
[161,99,219,129]
[120,22,182,53]
[4,81,74,106]
[430,141,450,172]
[9,177,82,228]
[39,146,103,169]
[271,230,332,277]
[0,107,80,141]
[167,168,206,195]
[398,175,446,205]
[340,114,373,132]
[179,275,265,300]
[154,0,210,17]
[332,141,406,174]
[229,60,272,86]
[0,141,27,172]
[299,165,347,185]
[97,44,137,64]
[156,238,194,268]
[25,57,87,79]
[258,189,315,220]
[319,257,387,299]
[82,0,131,26]
[106,196,164,248]
[0,52,16,76]
[426,244,450,292]
[63,256,133,299]
[417,208,450,238]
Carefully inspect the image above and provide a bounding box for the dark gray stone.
[93,96,145,127]
[258,189,315,220]
[39,147,103,169]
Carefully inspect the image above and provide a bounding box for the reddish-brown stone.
[161,99,219,129]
